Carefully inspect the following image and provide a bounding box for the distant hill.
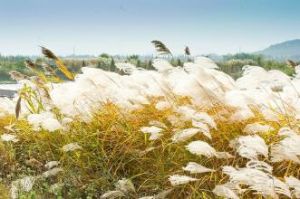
[257,39,300,60]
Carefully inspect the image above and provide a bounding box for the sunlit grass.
[0,99,298,198]
[1,46,300,198]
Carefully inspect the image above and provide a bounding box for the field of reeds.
[0,43,300,199]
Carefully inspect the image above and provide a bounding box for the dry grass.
[1,47,299,198]
[0,99,298,198]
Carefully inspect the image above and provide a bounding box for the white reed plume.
[285,176,300,198]
[168,175,198,186]
[182,162,215,174]
[270,127,300,163]
[243,122,274,134]
[140,126,164,140]
[229,135,268,159]
[186,140,217,158]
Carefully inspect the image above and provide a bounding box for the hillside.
[258,39,300,60]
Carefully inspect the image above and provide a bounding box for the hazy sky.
[0,0,300,56]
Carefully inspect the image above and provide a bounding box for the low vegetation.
[0,51,295,83]
[0,43,299,198]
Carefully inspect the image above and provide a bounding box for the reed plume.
[9,71,29,81]
[24,59,37,71]
[151,40,172,55]
[41,47,58,60]
[42,63,56,76]
[41,46,74,80]
[286,59,298,68]
[184,46,191,56]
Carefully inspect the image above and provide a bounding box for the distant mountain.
[257,39,300,60]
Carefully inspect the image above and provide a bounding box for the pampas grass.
[0,45,300,198]
[0,99,299,198]
[41,46,74,80]
[151,40,172,55]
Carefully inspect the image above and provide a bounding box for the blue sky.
[0,0,300,55]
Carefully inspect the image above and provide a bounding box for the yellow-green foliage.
[0,100,299,198]
[0,183,9,199]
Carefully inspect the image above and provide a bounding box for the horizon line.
[0,38,299,57]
